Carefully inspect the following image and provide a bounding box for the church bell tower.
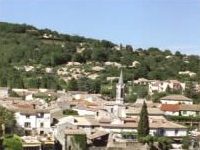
[116,70,125,104]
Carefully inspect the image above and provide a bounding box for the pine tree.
[137,101,149,139]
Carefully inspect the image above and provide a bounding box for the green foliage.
[157,137,173,150]
[168,116,200,122]
[137,102,149,138]
[73,135,87,150]
[67,78,78,91]
[63,109,78,116]
[77,77,101,93]
[125,94,137,103]
[182,136,191,149]
[137,86,148,98]
[151,92,168,103]
[0,107,16,137]
[3,135,22,150]
[0,22,199,92]
[140,135,173,150]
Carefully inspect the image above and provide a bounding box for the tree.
[72,53,86,63]
[67,78,78,91]
[182,136,191,149]
[137,86,148,98]
[92,48,108,62]
[3,135,22,150]
[157,137,173,150]
[126,94,137,103]
[125,45,133,51]
[137,102,149,139]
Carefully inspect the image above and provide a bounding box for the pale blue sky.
[0,0,199,55]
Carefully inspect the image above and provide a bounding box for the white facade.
[159,128,187,137]
[160,99,192,105]
[164,111,179,116]
[149,80,185,95]
[73,108,95,116]
[15,112,51,135]
[180,110,199,117]
[0,87,8,99]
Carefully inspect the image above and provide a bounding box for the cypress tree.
[137,101,149,139]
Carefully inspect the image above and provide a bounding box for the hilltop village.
[1,70,200,150]
[0,22,200,150]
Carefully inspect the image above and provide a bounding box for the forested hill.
[0,22,199,89]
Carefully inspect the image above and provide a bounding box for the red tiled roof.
[161,104,180,112]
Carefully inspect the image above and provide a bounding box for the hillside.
[0,22,199,92]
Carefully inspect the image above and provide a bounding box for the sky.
[0,0,200,55]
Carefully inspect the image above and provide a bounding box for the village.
[1,70,199,150]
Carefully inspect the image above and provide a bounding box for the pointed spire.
[118,70,123,84]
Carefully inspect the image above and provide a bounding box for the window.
[111,108,113,113]
[175,129,178,135]
[40,113,44,118]
[24,122,31,128]
[96,112,99,116]
[25,130,31,136]
[120,89,124,98]
[183,111,187,115]
[40,131,44,135]
[26,115,30,119]
[40,123,44,127]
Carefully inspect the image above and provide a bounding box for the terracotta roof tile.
[161,104,180,112]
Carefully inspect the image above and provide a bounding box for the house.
[160,94,193,105]
[4,100,52,136]
[149,80,185,95]
[15,108,52,136]
[160,104,180,116]
[126,107,164,118]
[133,78,152,85]
[179,71,196,77]
[161,104,200,117]
[0,87,8,99]
[179,104,200,117]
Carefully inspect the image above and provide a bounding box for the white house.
[15,109,52,136]
[179,71,196,77]
[161,104,200,117]
[0,87,8,99]
[160,104,180,116]
[160,94,193,105]
[179,104,200,117]
[149,80,185,95]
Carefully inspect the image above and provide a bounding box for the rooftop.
[161,104,180,112]
[160,94,192,101]
[65,129,86,135]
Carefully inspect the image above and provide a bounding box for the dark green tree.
[137,102,149,139]
[67,78,78,91]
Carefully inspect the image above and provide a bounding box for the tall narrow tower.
[112,70,126,123]
[116,70,125,104]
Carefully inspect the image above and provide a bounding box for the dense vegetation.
[63,109,78,116]
[0,107,24,150]
[0,22,199,101]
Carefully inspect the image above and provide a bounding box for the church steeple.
[118,70,123,85]
[112,70,126,121]
[116,70,125,104]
